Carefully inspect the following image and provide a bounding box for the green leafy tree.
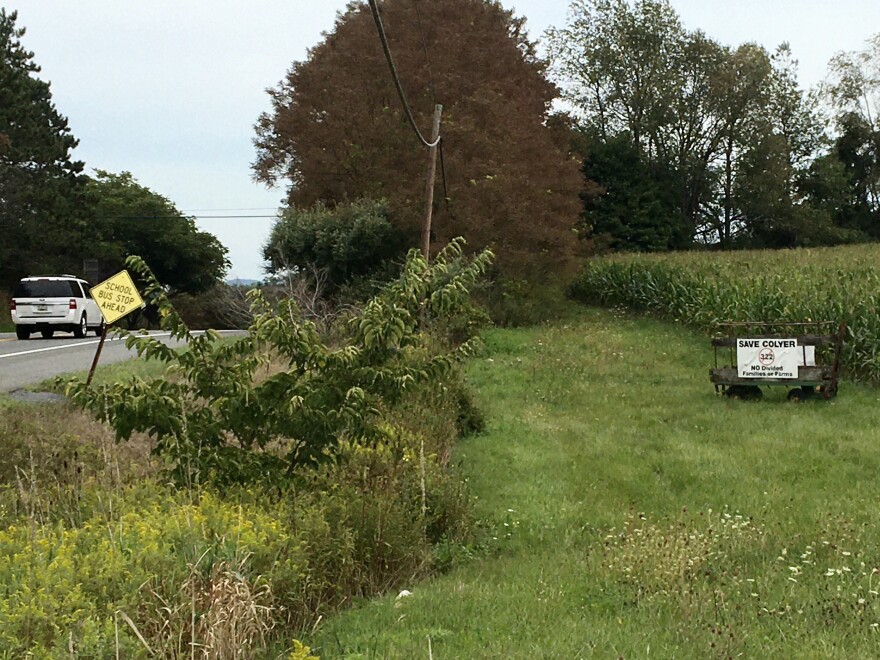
[253,0,583,269]
[824,36,880,237]
[826,34,880,207]
[550,1,831,250]
[796,149,868,245]
[85,170,229,294]
[548,0,729,245]
[548,0,685,149]
[831,113,880,236]
[0,9,85,287]
[713,44,774,246]
[581,132,686,251]
[734,133,808,247]
[729,46,851,247]
[263,198,406,289]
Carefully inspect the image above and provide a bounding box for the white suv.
[11,275,104,340]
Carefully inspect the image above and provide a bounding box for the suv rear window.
[13,280,79,298]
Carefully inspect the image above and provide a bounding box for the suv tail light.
[9,300,15,311]
[69,298,77,310]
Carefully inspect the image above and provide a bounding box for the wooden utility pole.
[421,104,443,261]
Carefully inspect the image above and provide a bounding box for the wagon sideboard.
[709,323,846,397]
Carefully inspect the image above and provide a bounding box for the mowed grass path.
[311,306,880,658]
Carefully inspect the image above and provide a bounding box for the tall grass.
[0,373,479,656]
[568,244,880,382]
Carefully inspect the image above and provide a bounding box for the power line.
[439,139,450,211]
[179,207,279,213]
[189,214,279,219]
[99,214,278,220]
[411,0,438,104]
[366,0,440,149]
[410,0,451,214]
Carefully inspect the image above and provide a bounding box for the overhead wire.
[439,139,450,208]
[98,214,279,220]
[179,207,278,213]
[409,0,451,214]
[366,0,440,149]
[411,0,438,104]
[367,0,454,236]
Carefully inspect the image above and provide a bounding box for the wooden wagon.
[709,321,847,401]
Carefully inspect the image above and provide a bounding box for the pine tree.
[0,9,85,287]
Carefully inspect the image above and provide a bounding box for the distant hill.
[226,278,260,287]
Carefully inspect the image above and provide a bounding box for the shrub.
[478,276,575,328]
[0,403,157,529]
[0,415,475,656]
[0,485,290,657]
[264,198,407,290]
[64,240,494,486]
[0,291,11,330]
[170,286,240,330]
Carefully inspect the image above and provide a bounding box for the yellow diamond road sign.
[92,270,145,324]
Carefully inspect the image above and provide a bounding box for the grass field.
[310,305,880,658]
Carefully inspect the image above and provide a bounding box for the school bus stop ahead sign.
[92,270,144,324]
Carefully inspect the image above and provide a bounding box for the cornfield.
[568,245,880,383]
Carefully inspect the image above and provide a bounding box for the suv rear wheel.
[15,326,31,340]
[73,314,87,338]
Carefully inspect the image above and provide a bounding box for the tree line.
[0,9,228,294]
[4,2,878,300]
[549,0,880,251]
[254,0,880,292]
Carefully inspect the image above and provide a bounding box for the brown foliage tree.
[253,0,583,271]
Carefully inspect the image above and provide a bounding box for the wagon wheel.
[725,385,763,401]
[787,387,812,402]
[820,383,839,400]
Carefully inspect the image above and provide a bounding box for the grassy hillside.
[569,244,880,383]
[311,305,880,658]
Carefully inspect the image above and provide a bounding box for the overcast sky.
[10,1,880,280]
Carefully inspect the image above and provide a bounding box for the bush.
[0,484,288,657]
[478,276,574,328]
[0,291,11,330]
[0,239,494,655]
[0,403,157,529]
[264,199,407,290]
[64,240,493,486]
[170,286,240,330]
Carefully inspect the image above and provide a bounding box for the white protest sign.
[736,338,800,379]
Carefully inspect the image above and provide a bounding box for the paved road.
[0,330,242,392]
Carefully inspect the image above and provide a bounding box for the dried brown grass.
[141,557,277,659]
[0,401,159,525]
